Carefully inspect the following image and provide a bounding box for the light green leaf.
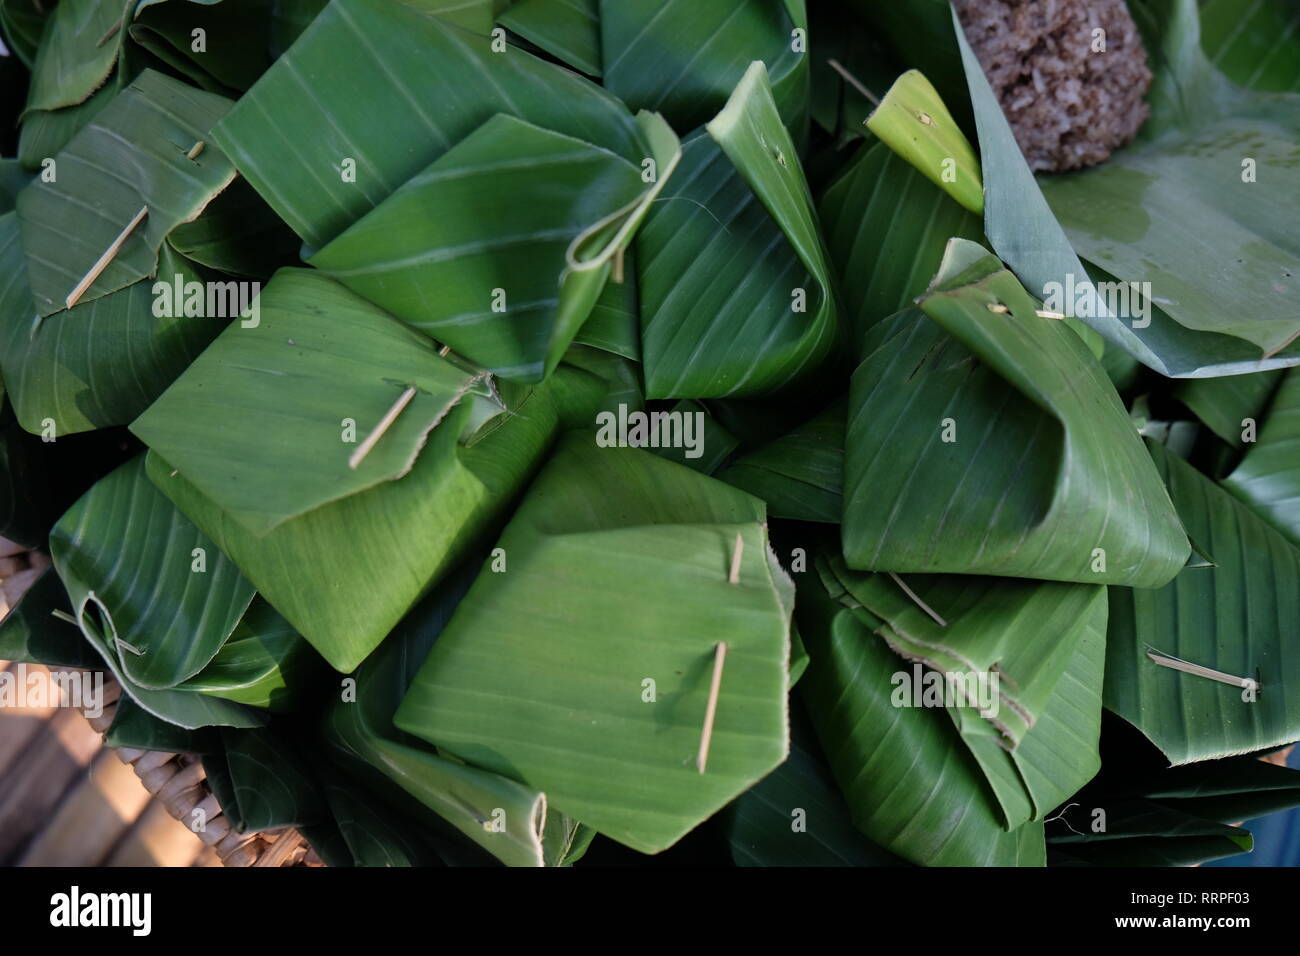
[1223,368,1300,544]
[210,0,648,251]
[842,240,1188,587]
[17,70,237,317]
[48,455,256,690]
[395,436,793,854]
[1105,440,1300,764]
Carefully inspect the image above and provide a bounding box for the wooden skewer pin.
[728,532,744,585]
[986,302,1067,320]
[888,571,948,627]
[697,642,729,774]
[827,58,880,107]
[66,205,148,310]
[1147,650,1258,691]
[348,386,417,470]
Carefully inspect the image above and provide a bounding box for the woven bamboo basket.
[2,539,316,867]
[77,673,322,867]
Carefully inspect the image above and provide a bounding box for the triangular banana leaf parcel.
[131,268,562,672]
[842,239,1188,587]
[395,436,793,854]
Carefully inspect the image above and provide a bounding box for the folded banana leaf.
[1106,440,1300,764]
[0,0,49,67]
[639,61,839,399]
[395,435,793,854]
[325,563,574,867]
[210,0,649,252]
[1223,368,1300,545]
[502,0,600,77]
[21,0,131,116]
[309,110,678,382]
[132,269,563,671]
[600,0,808,133]
[18,70,237,317]
[795,560,1045,866]
[0,563,100,669]
[842,239,1188,586]
[0,213,224,436]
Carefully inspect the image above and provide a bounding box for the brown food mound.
[954,0,1153,172]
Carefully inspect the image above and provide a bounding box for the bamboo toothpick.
[612,245,625,284]
[115,638,144,657]
[697,642,728,774]
[888,571,948,627]
[1147,650,1258,691]
[186,140,205,160]
[348,386,418,470]
[66,205,148,310]
[986,302,1067,320]
[728,533,744,584]
[827,58,880,106]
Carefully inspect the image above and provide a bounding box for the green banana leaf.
[818,139,982,349]
[0,564,101,669]
[1038,0,1300,366]
[309,111,677,382]
[501,0,600,76]
[18,81,119,171]
[1049,800,1252,866]
[325,564,568,867]
[1223,368,1300,545]
[842,239,1188,587]
[1175,369,1284,449]
[218,727,325,831]
[573,252,640,359]
[864,69,981,215]
[796,564,1045,866]
[725,704,906,866]
[600,0,807,133]
[48,455,256,690]
[0,214,225,436]
[104,695,219,754]
[639,62,839,399]
[177,598,325,710]
[210,0,648,252]
[1105,441,1300,765]
[1132,753,1300,823]
[395,436,793,854]
[132,269,563,671]
[1198,0,1300,92]
[0,0,49,67]
[22,0,132,115]
[0,159,31,212]
[166,177,301,278]
[717,397,843,523]
[18,70,237,317]
[128,0,274,94]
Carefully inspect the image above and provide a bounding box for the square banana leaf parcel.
[131,268,561,673]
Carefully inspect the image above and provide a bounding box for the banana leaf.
[1049,800,1252,866]
[1198,0,1300,93]
[128,0,274,94]
[177,598,325,711]
[818,139,982,349]
[18,70,237,317]
[1223,369,1300,545]
[1175,369,1284,449]
[1133,754,1300,823]
[1037,0,1300,367]
[0,160,31,212]
[716,397,843,523]
[0,214,225,436]
[600,0,807,133]
[18,81,119,171]
[864,69,982,215]
[218,727,325,831]
[725,703,906,866]
[104,695,219,754]
[210,0,648,252]
[395,436,794,854]
[0,0,49,67]
[22,0,132,115]
[1105,441,1300,765]
[48,454,255,690]
[501,0,600,76]
[639,62,839,399]
[133,269,563,671]
[0,564,101,669]
[796,564,1045,866]
[325,564,568,867]
[573,251,640,359]
[309,111,678,382]
[166,177,301,278]
[842,239,1188,587]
